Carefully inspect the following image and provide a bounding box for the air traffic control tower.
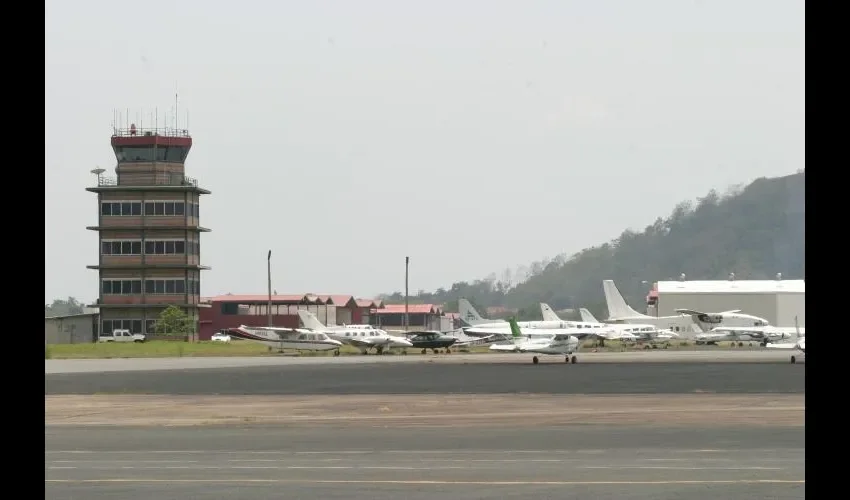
[86,114,211,337]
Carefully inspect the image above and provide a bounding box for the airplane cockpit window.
[297,333,307,340]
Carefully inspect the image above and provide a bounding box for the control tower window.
[113,146,190,163]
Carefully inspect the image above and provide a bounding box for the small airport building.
[45,312,100,344]
[372,304,452,332]
[648,277,805,327]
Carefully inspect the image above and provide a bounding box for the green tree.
[45,297,86,317]
[154,306,192,335]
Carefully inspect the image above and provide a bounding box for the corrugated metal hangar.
[652,278,805,327]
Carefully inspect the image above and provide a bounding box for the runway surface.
[46,350,805,499]
[45,350,804,395]
[46,425,805,500]
[45,349,798,374]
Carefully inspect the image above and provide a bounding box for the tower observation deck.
[86,116,211,338]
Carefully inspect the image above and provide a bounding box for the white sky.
[45,0,805,303]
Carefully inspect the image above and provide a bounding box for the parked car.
[211,332,231,343]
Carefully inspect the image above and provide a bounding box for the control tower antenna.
[175,82,179,131]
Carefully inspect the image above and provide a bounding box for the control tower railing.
[97,174,199,187]
[112,126,191,138]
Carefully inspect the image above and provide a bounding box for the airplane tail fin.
[297,309,326,330]
[507,317,524,341]
[459,298,486,325]
[602,280,646,319]
[579,308,599,323]
[540,303,561,321]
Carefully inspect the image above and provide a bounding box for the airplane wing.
[553,332,597,341]
[720,310,742,314]
[674,308,707,316]
[711,326,768,336]
[489,343,521,352]
[765,342,797,350]
[345,337,374,348]
[454,335,502,347]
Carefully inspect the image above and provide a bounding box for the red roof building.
[198,293,384,340]
[371,303,447,331]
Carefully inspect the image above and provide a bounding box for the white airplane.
[226,325,343,353]
[461,299,602,336]
[765,318,805,363]
[576,307,673,345]
[696,325,801,346]
[490,317,599,364]
[297,310,412,355]
[541,303,638,343]
[603,280,771,333]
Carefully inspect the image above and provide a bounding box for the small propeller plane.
[406,331,458,354]
[490,317,599,364]
[765,317,805,364]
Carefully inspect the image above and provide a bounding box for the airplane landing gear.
[790,355,796,364]
[571,355,578,364]
[333,350,340,357]
[533,356,539,364]
[421,349,427,354]
[376,346,385,355]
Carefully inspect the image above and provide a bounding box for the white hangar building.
[651,277,805,327]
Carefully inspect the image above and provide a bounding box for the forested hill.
[380,171,805,319]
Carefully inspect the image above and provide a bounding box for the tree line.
[380,171,805,320]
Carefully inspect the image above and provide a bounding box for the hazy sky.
[45,0,804,304]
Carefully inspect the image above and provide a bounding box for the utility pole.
[404,256,410,331]
[267,250,273,327]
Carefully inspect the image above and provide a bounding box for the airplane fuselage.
[228,326,342,351]
[519,337,580,355]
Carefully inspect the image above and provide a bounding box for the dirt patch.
[45,394,804,428]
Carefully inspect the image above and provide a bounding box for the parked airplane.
[297,310,412,355]
[603,280,773,334]
[765,319,805,363]
[226,325,343,353]
[490,318,598,364]
[540,303,637,343]
[462,300,603,337]
[577,308,672,345]
[695,325,799,346]
[767,336,805,363]
[406,331,458,354]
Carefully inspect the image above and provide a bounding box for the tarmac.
[45,350,805,395]
[45,350,805,499]
[45,349,799,374]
